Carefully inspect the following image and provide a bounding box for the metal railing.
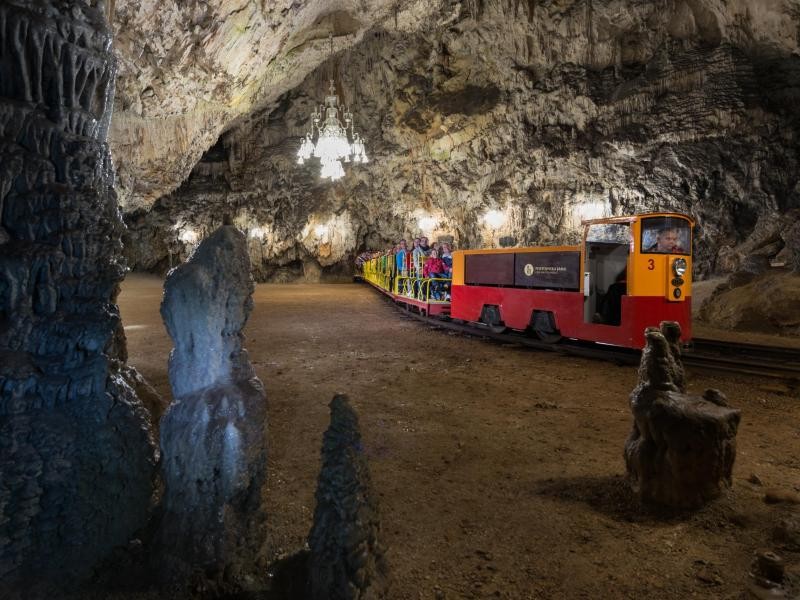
[362,256,451,303]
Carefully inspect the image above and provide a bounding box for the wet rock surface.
[624,322,741,509]
[158,225,268,581]
[0,0,158,588]
[308,394,388,600]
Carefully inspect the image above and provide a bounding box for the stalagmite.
[624,322,741,509]
[158,225,268,581]
[308,394,388,600]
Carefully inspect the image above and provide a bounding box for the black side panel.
[514,252,581,290]
[465,253,515,286]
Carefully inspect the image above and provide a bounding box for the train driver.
[647,226,685,253]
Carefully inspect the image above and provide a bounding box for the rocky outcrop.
[116,1,800,284]
[158,225,267,581]
[698,269,800,334]
[624,322,741,509]
[308,394,388,600]
[0,0,159,588]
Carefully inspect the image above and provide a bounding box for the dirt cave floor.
[119,274,800,599]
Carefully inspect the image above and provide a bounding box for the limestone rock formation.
[117,1,800,289]
[624,322,741,509]
[308,394,388,600]
[109,0,440,210]
[0,0,159,588]
[158,225,267,581]
[699,270,800,334]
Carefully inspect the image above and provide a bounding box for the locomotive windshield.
[641,217,691,255]
[585,223,632,245]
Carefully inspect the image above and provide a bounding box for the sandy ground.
[119,274,800,599]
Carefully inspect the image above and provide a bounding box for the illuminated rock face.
[109,0,440,210]
[159,225,267,579]
[624,322,741,509]
[120,1,800,285]
[0,0,158,587]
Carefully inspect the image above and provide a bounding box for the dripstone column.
[0,0,158,588]
[624,322,741,509]
[159,225,268,581]
[308,394,388,600]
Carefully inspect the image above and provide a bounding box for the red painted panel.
[451,285,691,349]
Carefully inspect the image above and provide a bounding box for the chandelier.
[296,37,369,181]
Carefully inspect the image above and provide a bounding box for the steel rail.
[366,283,800,382]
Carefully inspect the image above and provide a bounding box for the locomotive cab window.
[583,223,631,327]
[641,217,691,255]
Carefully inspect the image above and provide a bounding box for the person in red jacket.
[423,249,449,300]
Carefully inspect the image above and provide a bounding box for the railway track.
[383,295,800,383]
[684,338,800,381]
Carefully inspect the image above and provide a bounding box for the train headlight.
[672,258,687,277]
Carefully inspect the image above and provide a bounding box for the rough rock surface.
[109,0,440,210]
[118,0,800,285]
[158,225,267,580]
[0,0,159,588]
[624,322,741,509]
[308,394,388,600]
[698,269,800,334]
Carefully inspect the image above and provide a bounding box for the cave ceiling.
[110,0,800,279]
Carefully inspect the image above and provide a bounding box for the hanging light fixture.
[296,34,369,180]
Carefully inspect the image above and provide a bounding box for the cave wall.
[108,0,440,211]
[120,0,800,281]
[0,0,158,588]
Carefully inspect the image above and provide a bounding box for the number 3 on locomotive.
[647,258,655,270]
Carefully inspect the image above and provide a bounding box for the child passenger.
[423,249,449,300]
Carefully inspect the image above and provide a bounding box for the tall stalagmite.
[0,0,158,589]
[159,225,268,581]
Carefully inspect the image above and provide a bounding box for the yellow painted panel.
[628,217,693,301]
[451,251,466,285]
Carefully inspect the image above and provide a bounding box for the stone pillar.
[159,225,267,580]
[624,322,741,509]
[0,0,158,588]
[308,394,388,600]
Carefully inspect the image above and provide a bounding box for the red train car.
[449,213,693,349]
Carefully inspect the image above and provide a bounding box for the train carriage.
[361,253,451,316]
[449,212,693,349]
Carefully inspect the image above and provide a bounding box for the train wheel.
[531,310,561,344]
[480,305,507,334]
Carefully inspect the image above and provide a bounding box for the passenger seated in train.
[440,243,453,269]
[395,240,408,275]
[644,225,688,254]
[423,249,450,300]
[597,269,626,326]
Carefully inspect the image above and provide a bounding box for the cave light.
[482,209,506,230]
[575,200,609,222]
[314,224,329,238]
[418,216,438,232]
[296,35,369,180]
[179,228,198,244]
[249,227,265,239]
